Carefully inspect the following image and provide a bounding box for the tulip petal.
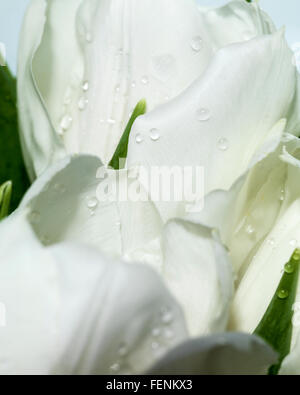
[148,333,277,375]
[127,31,299,222]
[0,213,187,374]
[161,219,233,336]
[18,0,67,179]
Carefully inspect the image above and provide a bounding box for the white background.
[0,0,300,74]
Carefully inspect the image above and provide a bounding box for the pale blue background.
[0,0,299,74]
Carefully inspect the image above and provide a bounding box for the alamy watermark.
[0,302,6,327]
[0,42,6,67]
[96,164,205,213]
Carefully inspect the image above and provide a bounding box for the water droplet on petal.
[107,119,116,125]
[279,189,285,202]
[191,36,203,52]
[277,289,289,300]
[290,239,297,247]
[150,128,160,141]
[118,343,128,357]
[82,81,89,92]
[284,262,295,274]
[60,115,73,132]
[141,75,149,85]
[292,250,300,261]
[164,328,174,340]
[245,224,255,236]
[85,32,92,43]
[161,309,173,325]
[78,97,88,111]
[86,197,98,210]
[29,211,41,224]
[196,108,211,122]
[152,328,161,337]
[151,342,160,351]
[54,183,66,194]
[217,137,229,151]
[267,238,275,247]
[135,133,144,144]
[110,362,121,373]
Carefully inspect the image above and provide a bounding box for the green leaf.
[0,64,30,213]
[109,99,147,170]
[0,180,12,220]
[254,249,300,375]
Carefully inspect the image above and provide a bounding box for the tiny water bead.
[53,183,66,194]
[160,308,173,325]
[292,249,300,261]
[85,32,93,43]
[290,239,298,247]
[110,362,121,373]
[279,189,285,202]
[191,36,203,52]
[267,238,275,247]
[217,137,229,152]
[82,81,89,92]
[196,108,211,122]
[118,343,128,357]
[29,210,41,224]
[86,197,98,210]
[149,128,160,141]
[152,328,161,337]
[60,115,73,132]
[141,75,149,85]
[135,133,144,144]
[78,97,88,111]
[284,262,295,274]
[277,289,289,300]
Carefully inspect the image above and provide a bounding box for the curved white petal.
[229,140,300,374]
[148,333,277,375]
[17,0,68,180]
[162,219,233,336]
[0,213,187,374]
[127,32,298,222]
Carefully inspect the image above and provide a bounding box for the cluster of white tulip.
[0,0,299,375]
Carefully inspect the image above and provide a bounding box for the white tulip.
[18,0,277,180]
[0,166,276,374]
[14,0,300,374]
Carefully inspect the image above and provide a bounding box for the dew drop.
[149,128,160,141]
[267,238,275,247]
[29,210,41,224]
[135,133,144,144]
[191,36,203,52]
[279,189,285,202]
[151,342,160,351]
[196,108,211,122]
[141,75,149,85]
[284,262,295,274]
[60,115,73,132]
[277,289,289,300]
[110,362,121,373]
[217,137,229,152]
[86,197,98,210]
[78,97,88,111]
[161,309,173,325]
[292,250,300,261]
[290,239,297,247]
[118,343,128,357]
[82,81,89,92]
[54,183,66,194]
[152,328,161,337]
[85,32,92,43]
[246,225,255,236]
[164,328,174,340]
